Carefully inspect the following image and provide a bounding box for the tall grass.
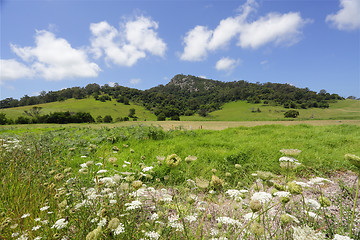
[0,124,359,239]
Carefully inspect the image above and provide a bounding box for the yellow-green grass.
[0,97,157,121]
[181,99,360,121]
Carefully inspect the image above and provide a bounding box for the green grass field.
[1,98,359,122]
[182,99,360,121]
[1,124,360,239]
[0,97,157,121]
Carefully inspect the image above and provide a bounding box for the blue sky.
[1,0,359,100]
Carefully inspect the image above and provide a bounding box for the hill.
[1,74,355,123]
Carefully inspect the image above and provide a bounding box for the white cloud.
[0,59,34,83]
[180,0,311,61]
[180,26,212,61]
[260,60,268,65]
[326,0,360,30]
[129,78,141,85]
[198,75,207,79]
[8,30,100,81]
[108,82,117,87]
[90,16,166,67]
[215,57,241,73]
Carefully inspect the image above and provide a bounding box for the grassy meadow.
[1,124,360,239]
[1,98,359,123]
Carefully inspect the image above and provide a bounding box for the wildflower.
[109,199,117,204]
[235,164,241,169]
[86,226,102,240]
[273,191,291,198]
[131,180,143,190]
[251,192,272,204]
[307,211,322,220]
[145,231,160,240]
[108,157,117,164]
[211,175,223,189]
[32,225,41,231]
[292,181,311,188]
[280,213,300,225]
[34,218,41,222]
[256,171,275,181]
[125,200,142,211]
[210,228,219,236]
[216,216,242,227]
[112,146,120,151]
[81,156,87,158]
[64,167,72,173]
[40,206,50,211]
[318,196,331,207]
[287,182,303,194]
[250,200,262,212]
[95,162,103,166]
[185,155,197,163]
[79,168,89,174]
[225,172,231,177]
[280,161,301,169]
[280,149,301,156]
[34,237,42,240]
[308,177,334,185]
[51,218,68,230]
[185,213,198,223]
[21,213,30,218]
[98,218,107,227]
[166,154,181,168]
[305,198,321,210]
[292,225,326,240]
[333,234,353,240]
[161,194,173,203]
[150,213,159,221]
[12,233,20,238]
[250,221,265,236]
[156,156,165,161]
[345,153,360,169]
[279,156,298,162]
[195,177,209,189]
[69,147,75,151]
[10,223,19,229]
[107,218,120,230]
[97,169,107,174]
[142,166,153,172]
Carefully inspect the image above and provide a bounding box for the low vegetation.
[1,124,359,239]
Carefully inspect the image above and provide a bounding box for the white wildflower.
[145,231,160,240]
[80,163,87,168]
[98,218,107,227]
[273,191,291,198]
[169,221,184,231]
[114,223,125,235]
[34,237,42,240]
[251,192,272,204]
[81,156,87,158]
[110,199,117,204]
[279,156,298,162]
[305,199,321,210]
[41,220,49,225]
[125,200,142,211]
[293,225,326,240]
[185,213,198,223]
[95,162,103,166]
[292,181,311,188]
[97,169,108,174]
[150,213,159,221]
[32,225,41,231]
[308,177,334,185]
[307,211,322,220]
[21,213,30,218]
[243,212,259,221]
[12,232,19,238]
[210,228,219,236]
[225,189,243,201]
[142,166,153,172]
[124,161,131,165]
[333,234,353,240]
[40,206,50,211]
[161,194,173,203]
[34,218,41,222]
[216,217,242,227]
[51,218,68,230]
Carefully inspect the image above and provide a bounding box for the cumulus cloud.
[215,57,241,73]
[90,16,166,66]
[129,78,141,85]
[0,59,34,83]
[7,30,101,81]
[180,0,311,61]
[326,0,360,30]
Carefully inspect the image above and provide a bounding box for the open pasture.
[0,124,359,239]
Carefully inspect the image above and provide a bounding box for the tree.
[284,110,299,118]
[157,113,166,121]
[128,108,136,118]
[103,115,113,123]
[96,116,103,123]
[0,113,8,125]
[24,106,43,118]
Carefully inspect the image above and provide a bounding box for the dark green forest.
[0,74,343,118]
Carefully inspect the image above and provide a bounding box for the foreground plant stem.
[350,174,359,238]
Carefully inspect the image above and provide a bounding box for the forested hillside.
[0,74,343,119]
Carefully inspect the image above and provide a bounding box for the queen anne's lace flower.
[305,198,321,210]
[251,192,272,204]
[292,225,326,240]
[145,231,161,240]
[51,218,68,230]
[125,200,142,211]
[273,191,291,198]
[333,234,353,240]
[114,223,125,235]
[225,189,243,201]
[216,217,242,227]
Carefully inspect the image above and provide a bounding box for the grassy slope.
[181,99,360,121]
[0,97,157,121]
[1,98,359,122]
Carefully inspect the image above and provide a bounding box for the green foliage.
[103,115,113,123]
[157,113,166,121]
[284,110,300,118]
[0,113,8,125]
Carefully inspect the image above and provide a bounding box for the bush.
[0,113,8,125]
[96,116,103,123]
[157,113,166,121]
[15,116,31,124]
[171,115,180,121]
[103,115,113,123]
[284,110,299,118]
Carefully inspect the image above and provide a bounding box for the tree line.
[0,74,344,119]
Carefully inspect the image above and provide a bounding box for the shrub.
[103,115,113,123]
[157,113,166,121]
[284,110,299,118]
